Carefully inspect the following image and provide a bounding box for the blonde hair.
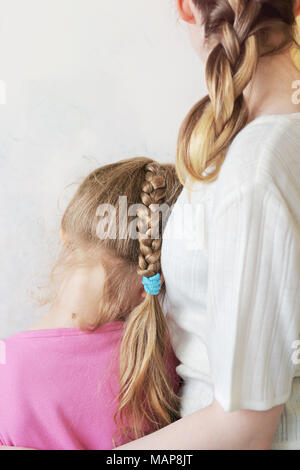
[291,12,300,69]
[55,157,182,445]
[177,0,299,187]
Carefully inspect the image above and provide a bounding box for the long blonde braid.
[114,162,180,444]
[177,0,297,187]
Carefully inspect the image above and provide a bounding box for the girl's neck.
[29,265,106,331]
[245,46,300,122]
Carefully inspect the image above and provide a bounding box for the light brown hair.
[177,0,299,187]
[56,157,182,444]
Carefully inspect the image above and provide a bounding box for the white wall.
[0,0,206,337]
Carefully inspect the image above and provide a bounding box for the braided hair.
[138,162,167,277]
[115,161,181,444]
[59,156,182,445]
[176,0,298,186]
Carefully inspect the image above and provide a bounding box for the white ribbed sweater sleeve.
[206,180,300,412]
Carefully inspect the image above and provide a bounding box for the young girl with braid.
[3,0,300,452]
[0,158,182,450]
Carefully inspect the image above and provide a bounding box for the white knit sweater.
[161,113,300,450]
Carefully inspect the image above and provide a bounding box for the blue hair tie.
[142,273,161,296]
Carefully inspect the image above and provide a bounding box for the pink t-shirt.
[0,322,180,450]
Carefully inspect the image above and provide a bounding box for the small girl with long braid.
[0,157,182,450]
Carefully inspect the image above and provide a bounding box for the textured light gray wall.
[0,0,206,337]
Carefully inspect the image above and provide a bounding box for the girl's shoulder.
[0,323,124,378]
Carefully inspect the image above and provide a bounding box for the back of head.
[58,156,183,444]
[177,0,299,186]
[61,157,181,264]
